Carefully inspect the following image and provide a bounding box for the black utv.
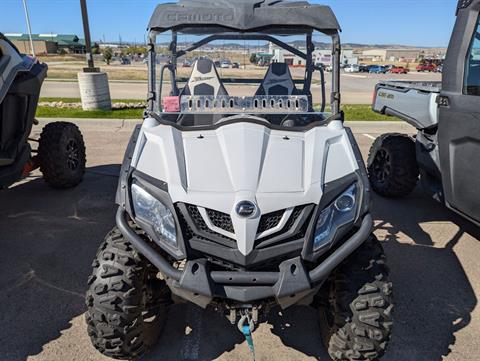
[0,33,86,189]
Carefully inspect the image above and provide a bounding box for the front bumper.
[116,207,373,309]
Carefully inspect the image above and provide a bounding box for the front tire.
[38,121,86,188]
[367,133,419,198]
[317,235,393,361]
[85,227,171,359]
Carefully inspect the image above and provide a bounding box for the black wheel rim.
[317,283,336,329]
[372,149,391,182]
[323,295,335,329]
[141,273,166,325]
[66,139,80,171]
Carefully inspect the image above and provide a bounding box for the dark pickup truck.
[368,0,480,226]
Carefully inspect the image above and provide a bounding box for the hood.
[133,121,358,255]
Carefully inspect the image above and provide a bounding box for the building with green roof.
[4,33,86,55]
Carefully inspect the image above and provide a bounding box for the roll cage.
[145,1,342,125]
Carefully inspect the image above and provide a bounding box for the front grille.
[255,205,313,249]
[186,204,209,231]
[176,206,195,240]
[181,204,236,247]
[206,209,234,233]
[178,202,313,250]
[175,202,315,269]
[257,209,284,234]
[285,206,306,231]
[186,204,234,237]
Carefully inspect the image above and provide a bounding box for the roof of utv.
[148,0,341,34]
[0,33,20,54]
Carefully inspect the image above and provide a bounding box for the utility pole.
[78,0,111,110]
[80,0,98,71]
[21,0,35,57]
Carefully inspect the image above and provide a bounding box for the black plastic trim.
[189,236,305,268]
[254,204,314,249]
[148,111,344,133]
[309,213,372,281]
[0,145,30,188]
[130,171,187,260]
[345,127,371,219]
[177,202,237,248]
[116,206,372,305]
[115,124,141,211]
[0,62,47,188]
[301,168,368,263]
[116,208,183,280]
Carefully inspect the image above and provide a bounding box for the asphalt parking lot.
[0,119,478,361]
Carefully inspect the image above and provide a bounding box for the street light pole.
[21,0,35,57]
[77,0,111,110]
[79,0,98,72]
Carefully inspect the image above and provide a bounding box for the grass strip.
[40,97,143,104]
[36,107,143,119]
[36,103,393,121]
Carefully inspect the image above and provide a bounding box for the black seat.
[178,59,229,126]
[255,62,298,96]
[182,58,228,97]
[255,63,305,126]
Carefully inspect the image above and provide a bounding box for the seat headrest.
[255,62,297,96]
[184,59,228,97]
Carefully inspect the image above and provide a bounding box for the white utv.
[86,1,393,360]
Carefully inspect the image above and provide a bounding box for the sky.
[1,0,459,47]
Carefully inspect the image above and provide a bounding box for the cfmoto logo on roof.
[165,12,234,22]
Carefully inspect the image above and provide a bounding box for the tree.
[126,45,147,56]
[103,47,113,65]
[249,53,257,65]
[92,42,100,55]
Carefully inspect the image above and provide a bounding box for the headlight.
[131,184,177,246]
[314,183,357,251]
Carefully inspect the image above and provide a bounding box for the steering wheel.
[214,114,271,125]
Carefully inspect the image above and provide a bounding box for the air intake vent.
[206,208,234,233]
[257,209,284,234]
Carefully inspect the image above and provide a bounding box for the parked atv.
[85,1,393,360]
[0,33,85,189]
[368,0,480,227]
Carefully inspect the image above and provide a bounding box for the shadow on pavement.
[371,189,478,361]
[143,303,331,361]
[266,305,332,359]
[143,304,245,361]
[0,165,120,361]
[0,167,477,361]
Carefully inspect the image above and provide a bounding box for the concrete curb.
[37,118,142,127]
[44,78,148,84]
[36,118,414,134]
[37,118,403,125]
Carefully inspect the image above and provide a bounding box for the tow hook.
[227,307,258,360]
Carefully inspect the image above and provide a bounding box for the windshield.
[148,30,342,128]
